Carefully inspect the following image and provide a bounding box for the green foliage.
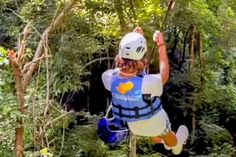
[0,61,16,157]
[135,0,164,26]
[83,0,120,36]
[0,0,236,156]
[136,137,159,156]
[50,30,101,95]
[209,143,236,157]
[20,0,59,30]
[53,121,129,157]
[51,122,164,157]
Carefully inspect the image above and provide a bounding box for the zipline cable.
[148,0,176,72]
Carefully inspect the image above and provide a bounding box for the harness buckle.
[150,103,155,114]
[142,94,152,105]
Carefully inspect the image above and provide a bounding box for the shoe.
[172,125,189,155]
[164,143,171,150]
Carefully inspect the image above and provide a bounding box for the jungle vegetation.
[0,0,236,157]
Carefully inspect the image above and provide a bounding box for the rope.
[104,103,112,118]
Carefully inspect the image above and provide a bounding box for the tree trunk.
[179,27,190,70]
[15,93,25,157]
[8,50,26,157]
[170,27,179,61]
[114,0,128,34]
[188,26,197,145]
[129,0,137,25]
[189,26,196,72]
[191,103,196,145]
[198,33,204,83]
[7,1,78,156]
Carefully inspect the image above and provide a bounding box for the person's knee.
[151,136,163,144]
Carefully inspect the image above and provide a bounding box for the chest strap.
[112,96,162,119]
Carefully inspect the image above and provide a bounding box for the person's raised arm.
[153,31,169,84]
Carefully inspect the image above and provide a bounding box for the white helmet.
[118,32,147,60]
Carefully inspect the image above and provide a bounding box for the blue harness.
[111,74,162,122]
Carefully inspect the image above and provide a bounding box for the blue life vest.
[111,74,162,122]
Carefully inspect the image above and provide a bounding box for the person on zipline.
[101,27,188,155]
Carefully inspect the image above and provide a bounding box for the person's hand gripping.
[153,31,165,47]
[133,26,144,35]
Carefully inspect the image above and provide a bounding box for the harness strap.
[134,107,140,118]
[118,105,123,118]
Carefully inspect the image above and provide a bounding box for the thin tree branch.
[22,54,52,73]
[45,110,75,127]
[80,57,114,72]
[44,33,50,116]
[17,23,31,65]
[59,119,66,156]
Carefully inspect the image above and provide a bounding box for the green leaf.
[0,47,7,57]
[0,47,8,65]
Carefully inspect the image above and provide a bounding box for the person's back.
[110,72,162,122]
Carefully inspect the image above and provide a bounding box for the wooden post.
[129,133,137,157]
